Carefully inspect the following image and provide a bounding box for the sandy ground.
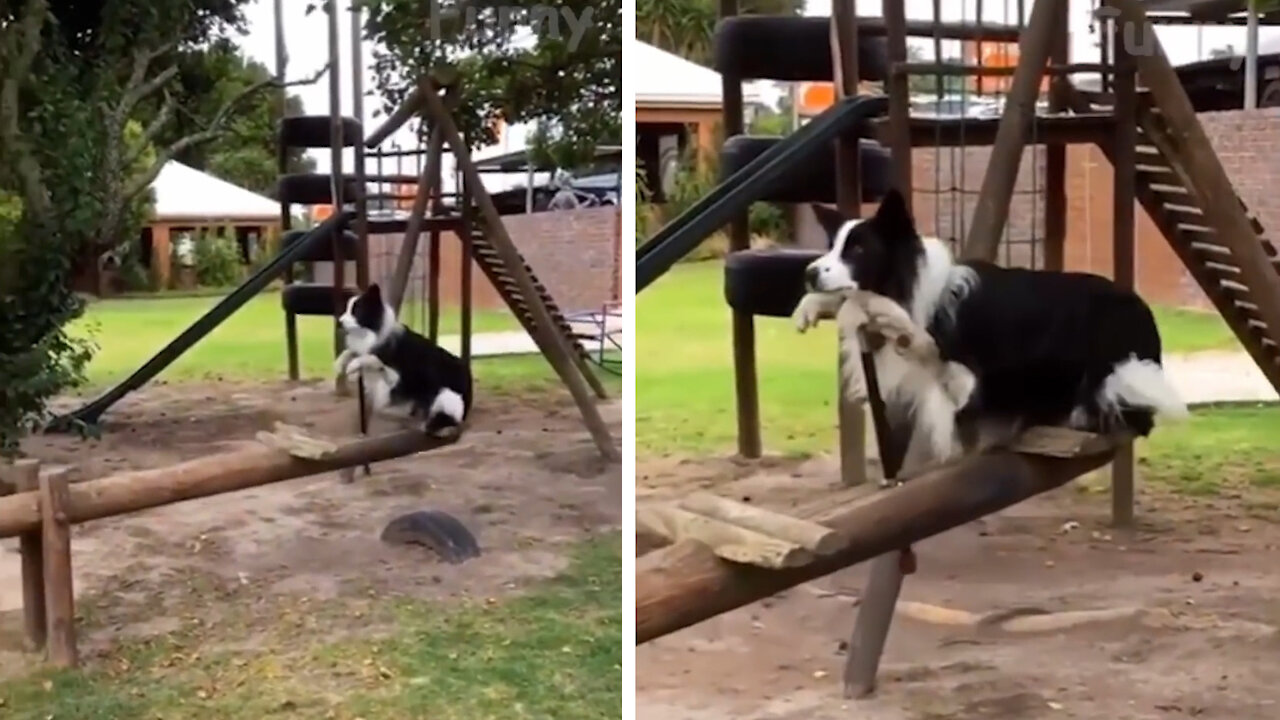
[0,380,621,675]
[637,454,1280,720]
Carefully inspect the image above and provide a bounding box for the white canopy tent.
[150,160,279,223]
[632,38,767,109]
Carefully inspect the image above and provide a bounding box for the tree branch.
[117,63,331,211]
[119,44,179,120]
[121,90,176,171]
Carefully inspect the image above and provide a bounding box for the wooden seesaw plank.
[636,436,1119,645]
[677,492,847,555]
[637,504,814,569]
[0,429,459,539]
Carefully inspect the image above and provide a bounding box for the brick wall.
[1064,108,1280,309]
[793,109,1280,310]
[315,206,621,315]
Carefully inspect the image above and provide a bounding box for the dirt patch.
[0,380,620,676]
[637,455,1280,719]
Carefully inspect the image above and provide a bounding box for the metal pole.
[326,0,347,390]
[349,0,369,289]
[1245,0,1259,109]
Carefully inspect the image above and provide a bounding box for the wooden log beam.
[0,430,458,540]
[961,0,1062,262]
[364,84,425,149]
[636,444,1117,645]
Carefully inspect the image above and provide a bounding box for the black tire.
[714,16,888,82]
[723,248,823,318]
[1261,79,1280,108]
[380,510,481,564]
[276,173,361,206]
[280,282,356,316]
[281,228,359,262]
[719,135,893,204]
[278,115,364,149]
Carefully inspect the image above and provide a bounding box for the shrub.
[193,230,243,287]
[651,149,793,261]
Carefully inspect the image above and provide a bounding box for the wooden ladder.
[1081,88,1280,394]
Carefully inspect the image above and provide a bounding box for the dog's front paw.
[792,293,836,333]
[333,350,353,377]
[344,354,382,381]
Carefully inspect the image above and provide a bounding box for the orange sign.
[965,42,1050,94]
[799,81,835,116]
[312,204,334,221]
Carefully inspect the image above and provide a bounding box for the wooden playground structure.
[637,0,1280,700]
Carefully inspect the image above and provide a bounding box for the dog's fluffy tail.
[1100,356,1189,420]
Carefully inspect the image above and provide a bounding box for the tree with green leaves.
[361,0,621,167]
[636,0,804,66]
[0,0,322,454]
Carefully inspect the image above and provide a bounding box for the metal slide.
[51,210,358,430]
[636,95,888,293]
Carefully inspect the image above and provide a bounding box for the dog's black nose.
[804,265,820,288]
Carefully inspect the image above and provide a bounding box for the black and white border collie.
[334,283,473,438]
[795,189,1188,467]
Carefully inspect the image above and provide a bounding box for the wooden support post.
[1044,0,1069,272]
[273,0,300,382]
[460,176,475,367]
[417,83,619,462]
[636,437,1119,644]
[5,460,47,651]
[961,0,1060,262]
[831,0,867,488]
[721,0,762,461]
[1110,15,1138,528]
[40,471,77,668]
[325,0,348,396]
[843,346,916,698]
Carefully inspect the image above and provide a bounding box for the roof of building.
[151,161,280,223]
[632,38,765,108]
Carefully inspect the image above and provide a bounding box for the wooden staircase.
[1078,88,1280,394]
[467,224,608,397]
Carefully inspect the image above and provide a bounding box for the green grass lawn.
[0,536,621,720]
[637,260,1280,496]
[70,292,520,388]
[63,292,625,398]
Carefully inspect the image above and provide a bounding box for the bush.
[644,150,793,261]
[193,230,243,287]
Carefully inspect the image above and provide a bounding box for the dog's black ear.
[365,283,383,302]
[872,188,916,238]
[809,203,848,241]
